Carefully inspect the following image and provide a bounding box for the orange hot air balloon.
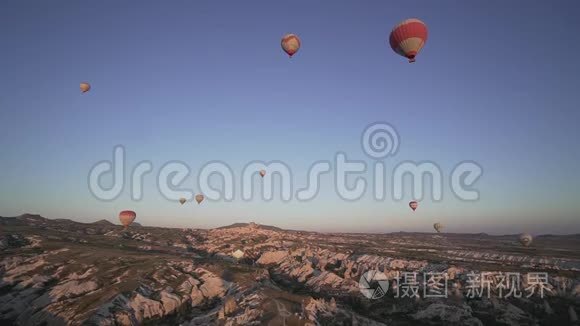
[281,34,301,57]
[409,201,418,211]
[118,210,136,228]
[389,18,428,63]
[195,194,204,204]
[179,198,186,205]
[259,170,266,178]
[80,82,91,93]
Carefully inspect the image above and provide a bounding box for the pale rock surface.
[256,250,289,265]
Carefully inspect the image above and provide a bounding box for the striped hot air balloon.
[281,34,301,57]
[118,210,136,229]
[389,18,428,63]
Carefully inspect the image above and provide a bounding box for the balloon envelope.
[259,170,266,178]
[80,82,91,93]
[433,223,443,233]
[195,194,204,204]
[179,198,186,205]
[118,210,136,228]
[519,233,533,247]
[389,18,428,63]
[281,34,301,57]
[409,201,418,211]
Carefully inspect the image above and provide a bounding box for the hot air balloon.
[281,34,301,58]
[409,201,418,211]
[259,170,266,178]
[80,82,91,93]
[434,223,443,233]
[519,233,533,247]
[179,198,186,205]
[118,210,136,229]
[389,18,428,63]
[195,194,204,204]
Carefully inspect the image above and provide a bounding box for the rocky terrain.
[1,214,579,325]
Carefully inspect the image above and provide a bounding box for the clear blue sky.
[1,1,579,234]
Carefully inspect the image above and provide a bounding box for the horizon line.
[3,213,579,237]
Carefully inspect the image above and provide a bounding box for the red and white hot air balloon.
[118,210,136,229]
[409,201,418,211]
[389,18,428,63]
[281,34,301,58]
[259,170,266,178]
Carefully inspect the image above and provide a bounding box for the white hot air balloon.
[519,233,533,247]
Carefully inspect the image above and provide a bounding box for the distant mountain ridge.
[216,222,282,231]
[19,213,45,221]
[1,213,579,237]
[92,219,115,226]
